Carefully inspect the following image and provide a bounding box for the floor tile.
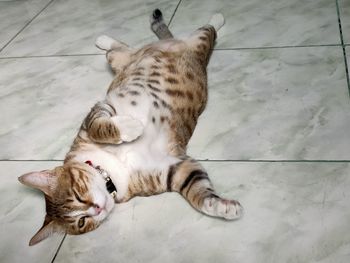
[188,47,350,160]
[1,0,179,57]
[0,0,52,52]
[53,162,350,263]
[170,0,340,48]
[0,55,112,160]
[0,161,64,263]
[339,0,350,44]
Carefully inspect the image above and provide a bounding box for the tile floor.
[0,0,350,262]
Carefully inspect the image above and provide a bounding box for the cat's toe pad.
[209,13,225,32]
[203,197,243,220]
[95,35,115,51]
[112,116,144,143]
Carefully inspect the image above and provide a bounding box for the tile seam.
[167,0,183,27]
[50,234,66,263]
[0,44,343,60]
[0,53,104,60]
[214,44,341,50]
[0,0,56,53]
[335,0,350,96]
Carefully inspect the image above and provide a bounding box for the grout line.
[0,44,342,60]
[0,0,56,53]
[343,48,350,96]
[0,53,104,60]
[167,0,182,27]
[335,0,350,96]
[1,159,350,163]
[0,159,64,162]
[51,234,66,263]
[196,159,350,163]
[214,44,342,50]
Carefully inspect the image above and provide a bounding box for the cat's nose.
[94,204,104,215]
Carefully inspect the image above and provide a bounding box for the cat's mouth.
[91,198,114,222]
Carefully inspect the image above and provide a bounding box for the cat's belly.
[107,89,152,126]
[106,85,176,166]
[105,122,179,171]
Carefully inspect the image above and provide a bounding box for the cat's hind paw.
[202,196,243,220]
[208,13,225,32]
[95,35,116,51]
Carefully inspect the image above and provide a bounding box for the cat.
[18,9,243,246]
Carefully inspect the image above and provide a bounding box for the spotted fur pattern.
[18,10,242,246]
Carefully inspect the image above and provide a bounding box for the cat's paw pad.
[203,196,243,220]
[95,35,115,51]
[209,13,225,32]
[112,116,144,143]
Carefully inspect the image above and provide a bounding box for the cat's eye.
[78,217,86,228]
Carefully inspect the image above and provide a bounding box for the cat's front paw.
[112,116,144,143]
[202,196,243,220]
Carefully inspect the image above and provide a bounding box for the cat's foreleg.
[95,35,130,51]
[83,101,144,144]
[167,159,243,220]
[150,9,173,40]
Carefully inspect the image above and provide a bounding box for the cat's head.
[18,161,115,246]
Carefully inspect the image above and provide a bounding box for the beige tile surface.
[0,0,349,262]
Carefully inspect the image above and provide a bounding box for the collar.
[85,160,117,199]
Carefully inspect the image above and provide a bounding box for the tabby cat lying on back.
[18,9,243,246]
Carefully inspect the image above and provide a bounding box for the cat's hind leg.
[208,13,225,32]
[167,159,243,220]
[95,35,130,51]
[185,13,225,66]
[150,9,173,40]
[95,35,133,74]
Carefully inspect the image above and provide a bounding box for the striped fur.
[18,10,242,246]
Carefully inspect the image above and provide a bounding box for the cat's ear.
[29,217,60,246]
[18,170,57,196]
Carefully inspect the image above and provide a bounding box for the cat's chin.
[105,194,115,213]
[98,194,115,222]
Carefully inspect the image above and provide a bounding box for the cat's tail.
[150,9,174,40]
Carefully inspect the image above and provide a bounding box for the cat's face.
[18,162,115,246]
